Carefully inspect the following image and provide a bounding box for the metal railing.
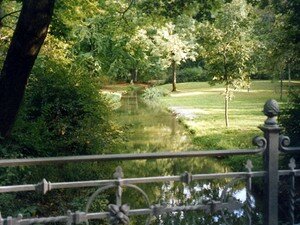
[0,99,299,225]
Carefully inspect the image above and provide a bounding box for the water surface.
[114,91,193,153]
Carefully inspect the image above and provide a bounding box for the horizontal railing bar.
[0,148,263,167]
[278,170,300,176]
[3,202,238,224]
[0,171,265,194]
[1,169,299,194]
[86,205,215,219]
[0,184,36,193]
[123,171,266,185]
[19,216,69,225]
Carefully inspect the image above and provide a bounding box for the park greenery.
[0,0,299,223]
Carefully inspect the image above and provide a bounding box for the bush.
[280,88,300,146]
[0,49,122,217]
[10,56,121,157]
[142,87,164,101]
[251,73,273,80]
[166,67,208,83]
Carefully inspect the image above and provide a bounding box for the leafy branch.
[0,9,21,21]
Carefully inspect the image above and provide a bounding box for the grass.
[157,80,300,150]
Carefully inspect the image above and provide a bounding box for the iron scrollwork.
[85,167,151,225]
[279,135,300,154]
[252,136,267,151]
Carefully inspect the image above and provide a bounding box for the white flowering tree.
[151,19,198,91]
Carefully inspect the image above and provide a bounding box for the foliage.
[50,0,101,39]
[254,1,300,83]
[0,0,21,67]
[280,89,300,146]
[200,0,258,86]
[0,33,123,216]
[137,0,224,22]
[199,0,259,127]
[259,10,297,79]
[166,67,208,83]
[12,56,120,157]
[151,19,198,69]
[142,87,164,101]
[72,0,158,83]
[150,17,199,91]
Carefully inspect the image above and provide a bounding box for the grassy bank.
[157,80,299,151]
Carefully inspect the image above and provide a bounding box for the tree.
[151,19,198,91]
[199,0,258,127]
[0,0,55,138]
[280,90,300,146]
[137,0,224,22]
[257,1,300,99]
[73,0,148,82]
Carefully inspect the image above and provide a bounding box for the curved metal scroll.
[279,135,300,154]
[252,136,267,151]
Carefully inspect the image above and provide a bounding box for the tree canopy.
[199,0,258,127]
[0,0,298,132]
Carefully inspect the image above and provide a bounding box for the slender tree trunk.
[225,84,229,128]
[130,68,138,84]
[222,51,229,127]
[0,0,55,138]
[280,72,283,100]
[288,63,291,88]
[133,68,138,83]
[171,60,177,92]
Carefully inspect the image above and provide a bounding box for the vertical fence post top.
[261,99,282,130]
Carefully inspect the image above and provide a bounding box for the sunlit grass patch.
[158,80,299,150]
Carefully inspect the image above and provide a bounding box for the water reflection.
[112,92,257,224]
[114,91,193,153]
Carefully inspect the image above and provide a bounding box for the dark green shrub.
[280,88,300,146]
[0,54,122,217]
[12,56,121,157]
[251,73,273,80]
[166,67,208,83]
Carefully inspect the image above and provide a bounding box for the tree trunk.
[223,52,229,127]
[225,84,229,128]
[280,72,283,100]
[0,0,55,138]
[171,60,177,92]
[130,68,138,83]
[288,63,291,87]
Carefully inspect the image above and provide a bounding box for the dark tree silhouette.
[0,0,55,138]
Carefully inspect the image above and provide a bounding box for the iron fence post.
[259,99,282,225]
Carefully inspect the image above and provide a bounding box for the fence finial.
[263,99,280,126]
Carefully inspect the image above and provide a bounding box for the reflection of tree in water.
[155,181,255,225]
[118,157,263,225]
[114,91,264,224]
[115,91,193,153]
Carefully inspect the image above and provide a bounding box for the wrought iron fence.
[0,99,299,225]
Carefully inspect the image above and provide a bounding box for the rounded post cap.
[263,99,280,118]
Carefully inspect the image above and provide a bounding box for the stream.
[112,91,256,225]
[114,91,193,153]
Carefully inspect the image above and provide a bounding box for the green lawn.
[157,80,300,150]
